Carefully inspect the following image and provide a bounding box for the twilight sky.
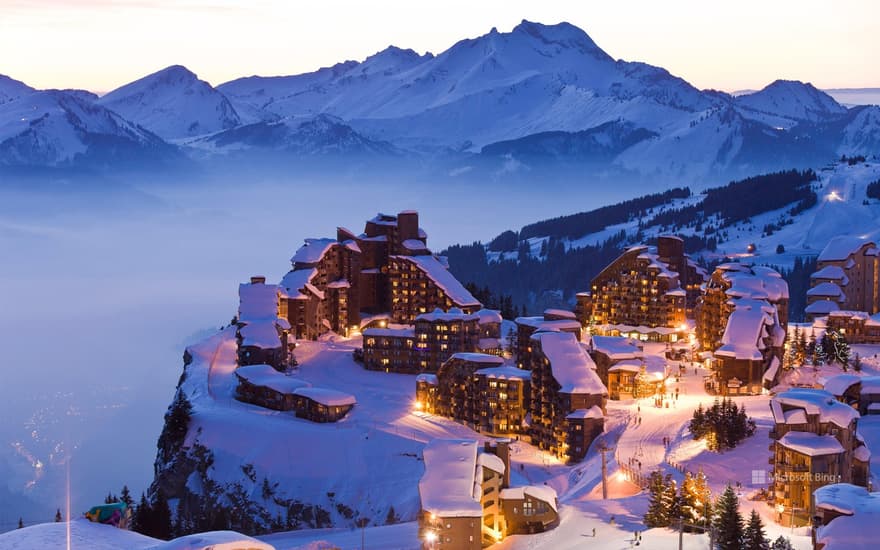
[1,0,877,94]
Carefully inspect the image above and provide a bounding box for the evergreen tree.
[853,353,863,372]
[644,470,670,527]
[713,485,744,550]
[743,510,769,550]
[812,333,826,366]
[120,485,134,508]
[385,505,399,525]
[152,490,173,540]
[664,475,681,522]
[770,535,795,550]
[55,508,62,522]
[132,492,151,535]
[17,518,23,529]
[105,491,119,504]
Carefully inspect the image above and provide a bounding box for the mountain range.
[0,20,878,185]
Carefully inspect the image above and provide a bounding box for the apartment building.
[806,236,880,319]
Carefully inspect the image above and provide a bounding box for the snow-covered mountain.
[735,80,848,127]
[0,89,178,168]
[0,20,878,178]
[99,65,245,141]
[0,74,34,105]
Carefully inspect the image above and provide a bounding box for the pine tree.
[152,490,172,540]
[120,485,133,507]
[743,510,769,550]
[813,333,826,366]
[664,476,681,522]
[105,491,119,504]
[132,492,151,535]
[713,485,744,550]
[853,353,863,372]
[644,470,670,527]
[385,505,399,525]
[17,518,23,529]
[770,535,795,550]
[55,509,62,522]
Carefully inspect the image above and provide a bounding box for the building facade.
[806,236,880,319]
[769,389,868,527]
[420,353,531,438]
[280,211,481,340]
[236,277,293,370]
[527,331,608,462]
[695,263,789,395]
[418,439,558,549]
[821,310,880,344]
[361,308,500,373]
[588,236,706,340]
[514,310,582,369]
[234,364,356,422]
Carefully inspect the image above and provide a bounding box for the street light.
[424,530,438,549]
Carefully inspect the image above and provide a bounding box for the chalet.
[769,389,868,527]
[821,310,880,344]
[418,439,558,549]
[806,236,880,319]
[824,374,880,415]
[234,364,356,423]
[588,335,643,383]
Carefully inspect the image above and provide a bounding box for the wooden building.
[234,364,356,422]
[806,236,880,319]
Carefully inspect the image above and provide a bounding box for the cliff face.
[145,329,411,538]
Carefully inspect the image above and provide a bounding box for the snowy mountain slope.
[187,114,401,156]
[0,90,179,167]
[736,80,847,125]
[99,65,245,140]
[220,21,714,150]
[0,75,35,105]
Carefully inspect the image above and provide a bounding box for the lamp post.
[424,530,437,550]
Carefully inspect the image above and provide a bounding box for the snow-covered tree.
[713,485,744,550]
[645,470,670,527]
[770,535,795,550]
[743,510,770,550]
[853,353,863,372]
[813,334,826,366]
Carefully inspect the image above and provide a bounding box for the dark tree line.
[867,178,880,200]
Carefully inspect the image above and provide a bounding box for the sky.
[0,0,877,94]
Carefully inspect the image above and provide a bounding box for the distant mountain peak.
[512,19,611,60]
[737,78,846,121]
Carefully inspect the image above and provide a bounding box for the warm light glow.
[425,531,438,543]
[616,471,627,482]
[827,190,843,202]
[414,400,423,411]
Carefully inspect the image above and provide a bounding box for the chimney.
[397,210,419,242]
[250,276,266,284]
[484,439,512,488]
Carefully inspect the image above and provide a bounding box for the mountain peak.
[738,78,846,120]
[511,19,611,61]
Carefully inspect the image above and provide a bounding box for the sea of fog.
[0,173,633,531]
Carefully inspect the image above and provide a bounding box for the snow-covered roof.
[815,483,878,516]
[772,389,860,428]
[280,268,318,299]
[715,299,778,360]
[416,373,439,384]
[783,409,807,424]
[476,308,503,324]
[416,307,479,322]
[362,326,416,338]
[476,452,505,474]
[543,308,577,320]
[590,335,642,360]
[239,320,282,349]
[291,237,337,266]
[499,485,558,512]
[566,406,603,420]
[450,352,505,365]
[399,255,480,307]
[608,361,643,373]
[294,387,356,407]
[818,236,873,262]
[235,364,310,394]
[763,356,781,382]
[402,239,427,251]
[860,376,880,395]
[419,439,483,517]
[238,282,280,322]
[721,265,789,301]
[812,265,848,282]
[516,316,582,332]
[326,279,351,289]
[778,431,844,456]
[807,282,845,299]
[823,374,862,396]
[474,366,531,381]
[806,299,841,315]
[855,445,871,462]
[533,331,607,395]
[159,530,276,550]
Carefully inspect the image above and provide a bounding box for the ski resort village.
[11,193,877,550]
